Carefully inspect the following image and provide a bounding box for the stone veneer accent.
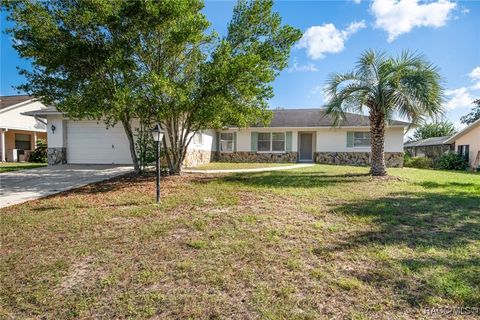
[217,152,298,163]
[315,152,404,168]
[183,149,215,167]
[47,147,67,165]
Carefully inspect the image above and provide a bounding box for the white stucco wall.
[46,115,67,148]
[0,101,47,132]
[220,127,405,153]
[187,129,216,152]
[316,127,404,152]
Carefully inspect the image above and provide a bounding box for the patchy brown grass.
[1,165,479,319]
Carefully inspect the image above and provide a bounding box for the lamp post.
[151,124,165,203]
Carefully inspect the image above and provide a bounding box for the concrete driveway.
[0,165,133,208]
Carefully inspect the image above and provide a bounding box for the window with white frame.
[272,132,285,151]
[257,133,271,151]
[257,132,285,152]
[220,132,234,152]
[193,131,203,145]
[353,132,371,147]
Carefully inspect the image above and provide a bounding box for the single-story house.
[0,95,48,162]
[25,107,409,167]
[404,136,454,160]
[445,118,480,171]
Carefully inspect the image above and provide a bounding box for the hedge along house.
[0,95,47,162]
[25,107,408,167]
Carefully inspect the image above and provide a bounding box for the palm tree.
[324,50,443,176]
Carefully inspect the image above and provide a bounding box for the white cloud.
[352,0,362,4]
[471,82,480,91]
[469,66,480,81]
[309,85,330,103]
[468,66,480,90]
[288,59,318,73]
[371,0,457,42]
[297,21,366,59]
[444,87,474,110]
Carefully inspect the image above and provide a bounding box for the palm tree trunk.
[369,111,387,176]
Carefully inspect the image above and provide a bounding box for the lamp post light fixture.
[151,124,165,203]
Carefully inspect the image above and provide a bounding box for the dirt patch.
[55,256,105,295]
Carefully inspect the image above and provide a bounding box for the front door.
[299,133,313,161]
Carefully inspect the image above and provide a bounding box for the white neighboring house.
[0,95,48,162]
[25,107,409,167]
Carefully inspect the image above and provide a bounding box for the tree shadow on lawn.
[220,170,370,188]
[335,191,479,249]
[330,190,480,306]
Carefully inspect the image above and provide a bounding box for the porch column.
[1,130,5,162]
[33,131,38,149]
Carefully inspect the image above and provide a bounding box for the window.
[353,132,370,147]
[257,133,271,151]
[220,132,234,152]
[272,133,285,151]
[257,132,285,152]
[193,132,203,145]
[457,145,469,159]
[15,134,31,150]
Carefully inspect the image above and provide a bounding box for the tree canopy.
[4,0,301,174]
[412,120,456,140]
[460,99,480,125]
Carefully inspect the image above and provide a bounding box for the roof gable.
[445,118,480,143]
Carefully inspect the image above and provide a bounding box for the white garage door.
[66,121,133,164]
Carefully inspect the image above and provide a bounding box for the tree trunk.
[369,110,387,176]
[121,117,141,174]
[163,133,191,176]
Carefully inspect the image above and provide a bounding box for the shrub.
[435,151,468,170]
[404,156,433,169]
[29,139,47,163]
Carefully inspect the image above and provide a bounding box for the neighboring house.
[25,107,409,167]
[445,118,480,171]
[404,136,454,160]
[0,95,47,162]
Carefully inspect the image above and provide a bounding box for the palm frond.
[323,49,443,127]
[324,71,371,126]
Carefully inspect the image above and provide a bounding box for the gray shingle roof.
[250,108,410,128]
[0,95,34,110]
[25,107,411,128]
[404,135,453,147]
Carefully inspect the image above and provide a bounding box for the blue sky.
[1,0,479,129]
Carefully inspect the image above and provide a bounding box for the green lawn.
[0,162,46,173]
[1,165,479,319]
[189,162,297,170]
